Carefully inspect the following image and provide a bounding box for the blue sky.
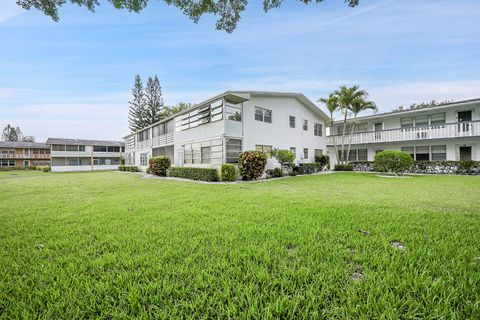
[0,0,479,141]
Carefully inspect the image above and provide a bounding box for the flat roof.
[0,141,49,149]
[46,138,124,147]
[332,98,480,124]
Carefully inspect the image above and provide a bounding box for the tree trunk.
[346,114,357,164]
[339,107,348,165]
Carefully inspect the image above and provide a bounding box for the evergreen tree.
[145,75,164,125]
[2,124,23,141]
[128,75,147,132]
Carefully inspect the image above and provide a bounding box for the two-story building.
[124,91,329,171]
[46,138,124,172]
[0,141,51,167]
[327,98,480,165]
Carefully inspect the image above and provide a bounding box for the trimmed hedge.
[221,164,236,181]
[374,150,413,174]
[335,164,353,171]
[350,160,480,175]
[118,165,140,172]
[238,151,268,180]
[266,168,283,178]
[168,167,220,182]
[36,166,51,172]
[149,156,171,176]
[0,166,37,171]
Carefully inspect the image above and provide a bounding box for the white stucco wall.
[242,95,327,165]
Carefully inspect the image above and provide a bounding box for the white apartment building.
[124,91,329,171]
[46,138,124,172]
[327,99,480,165]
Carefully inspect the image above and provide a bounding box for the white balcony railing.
[0,153,50,159]
[326,121,480,145]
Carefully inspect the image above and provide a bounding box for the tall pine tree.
[128,74,147,132]
[145,75,164,125]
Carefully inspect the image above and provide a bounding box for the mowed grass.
[1,171,479,319]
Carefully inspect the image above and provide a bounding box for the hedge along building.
[327,98,480,166]
[123,91,330,171]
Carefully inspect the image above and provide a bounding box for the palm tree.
[345,99,377,163]
[334,85,368,163]
[319,93,340,165]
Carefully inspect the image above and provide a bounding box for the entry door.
[374,123,383,140]
[23,160,29,167]
[458,110,472,133]
[459,146,472,161]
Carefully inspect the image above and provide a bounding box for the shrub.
[238,151,268,180]
[149,156,171,176]
[271,149,295,168]
[301,163,322,174]
[266,167,284,178]
[334,164,353,171]
[374,150,414,175]
[41,166,51,172]
[315,154,329,169]
[168,167,220,182]
[119,165,139,172]
[221,164,236,181]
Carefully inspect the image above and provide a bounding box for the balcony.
[0,153,50,159]
[326,121,480,145]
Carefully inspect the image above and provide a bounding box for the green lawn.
[1,171,479,319]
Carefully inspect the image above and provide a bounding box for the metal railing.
[326,121,480,145]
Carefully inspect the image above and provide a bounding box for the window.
[303,148,309,159]
[79,145,85,152]
[52,145,65,151]
[0,160,15,166]
[69,158,79,166]
[254,107,272,123]
[289,116,295,128]
[290,147,296,156]
[401,117,414,129]
[94,146,107,152]
[137,128,150,142]
[415,115,429,128]
[314,123,323,136]
[226,104,242,121]
[140,153,148,166]
[431,145,446,161]
[255,145,272,158]
[303,120,308,131]
[401,147,415,159]
[415,146,430,161]
[430,113,446,126]
[201,147,211,164]
[153,123,165,136]
[314,149,323,156]
[1,149,14,155]
[107,146,120,152]
[66,145,79,151]
[226,139,242,163]
[343,149,368,161]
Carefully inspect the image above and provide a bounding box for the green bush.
[221,164,236,181]
[168,167,220,182]
[119,165,139,172]
[374,150,414,175]
[302,163,322,174]
[266,167,284,178]
[238,151,268,180]
[0,166,32,171]
[315,154,329,169]
[41,166,51,172]
[334,164,353,171]
[149,156,171,176]
[272,149,295,168]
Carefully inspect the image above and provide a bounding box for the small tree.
[145,75,164,125]
[271,149,295,172]
[238,151,267,180]
[149,156,171,176]
[128,74,147,132]
[374,150,413,176]
[315,154,329,169]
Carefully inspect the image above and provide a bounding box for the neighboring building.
[46,138,124,172]
[0,141,51,167]
[327,99,480,165]
[124,91,329,171]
